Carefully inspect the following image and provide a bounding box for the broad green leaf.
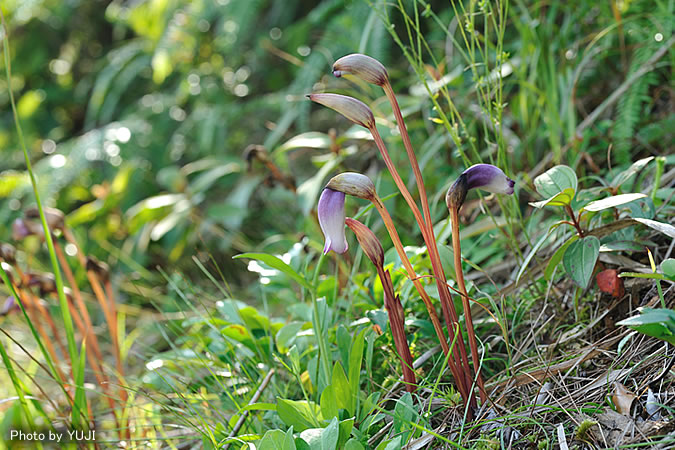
[344,439,365,450]
[234,253,312,290]
[662,259,675,280]
[544,235,579,280]
[337,419,354,448]
[617,308,675,345]
[259,428,297,450]
[277,398,321,432]
[634,218,675,239]
[222,324,253,343]
[276,322,305,353]
[320,418,339,450]
[241,402,277,412]
[582,193,647,212]
[534,165,577,199]
[529,187,576,208]
[563,236,600,288]
[320,385,339,420]
[331,362,352,414]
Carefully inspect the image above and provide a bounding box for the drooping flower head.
[326,172,377,202]
[333,54,388,86]
[318,188,348,254]
[446,164,515,210]
[307,93,375,129]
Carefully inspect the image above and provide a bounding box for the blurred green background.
[1,0,672,300]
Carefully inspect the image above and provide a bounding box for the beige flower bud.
[333,54,388,86]
[25,206,65,231]
[345,218,384,269]
[307,93,375,129]
[326,172,377,202]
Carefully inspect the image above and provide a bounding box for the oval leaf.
[582,193,647,212]
[563,236,600,288]
[529,187,576,208]
[534,165,577,199]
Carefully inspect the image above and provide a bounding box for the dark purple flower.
[318,188,348,254]
[446,164,515,209]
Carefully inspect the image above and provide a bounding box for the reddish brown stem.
[370,125,474,408]
[378,268,416,393]
[450,207,487,403]
[565,205,584,237]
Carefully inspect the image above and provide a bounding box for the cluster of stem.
[318,55,491,415]
[1,216,128,438]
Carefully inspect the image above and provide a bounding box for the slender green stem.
[0,9,79,371]
[311,252,331,387]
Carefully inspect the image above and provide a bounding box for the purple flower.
[446,164,515,209]
[1,296,18,316]
[318,188,348,254]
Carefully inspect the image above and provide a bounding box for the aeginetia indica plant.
[310,53,515,417]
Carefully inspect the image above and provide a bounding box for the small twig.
[223,369,275,450]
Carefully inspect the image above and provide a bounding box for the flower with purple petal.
[318,188,348,254]
[446,164,515,210]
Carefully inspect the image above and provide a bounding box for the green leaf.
[320,418,339,450]
[612,157,654,187]
[259,428,297,450]
[617,308,675,345]
[634,218,675,239]
[530,187,576,208]
[234,253,312,290]
[344,439,365,450]
[661,259,675,280]
[320,384,339,420]
[544,235,579,280]
[563,236,600,288]
[392,393,416,442]
[331,362,352,414]
[532,165,577,206]
[582,193,647,212]
[348,329,366,415]
[277,398,321,432]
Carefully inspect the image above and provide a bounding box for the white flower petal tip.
[332,53,388,86]
[318,188,348,255]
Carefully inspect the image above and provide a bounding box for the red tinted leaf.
[597,269,625,297]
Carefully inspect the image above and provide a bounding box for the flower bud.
[446,164,515,209]
[318,188,348,254]
[345,218,384,268]
[326,172,377,202]
[0,243,17,264]
[86,256,110,283]
[25,206,65,231]
[307,93,375,129]
[333,53,388,86]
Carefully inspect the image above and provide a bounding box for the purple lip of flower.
[463,164,515,195]
[1,296,18,316]
[318,188,348,255]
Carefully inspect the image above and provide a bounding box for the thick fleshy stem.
[382,79,478,410]
[371,195,469,401]
[449,207,487,403]
[369,125,473,405]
